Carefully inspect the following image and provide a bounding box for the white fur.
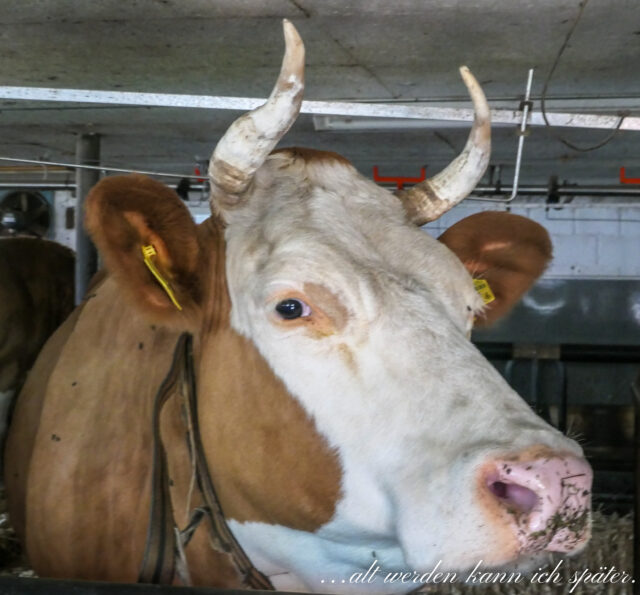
[221,153,583,592]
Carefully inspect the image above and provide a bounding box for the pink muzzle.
[484,451,592,554]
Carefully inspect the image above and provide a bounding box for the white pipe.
[0,85,638,131]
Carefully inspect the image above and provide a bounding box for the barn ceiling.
[0,0,638,194]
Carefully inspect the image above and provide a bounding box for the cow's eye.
[275,299,311,320]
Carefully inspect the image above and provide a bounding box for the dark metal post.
[75,133,100,304]
[633,373,640,594]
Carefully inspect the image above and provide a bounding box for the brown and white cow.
[5,21,591,594]
[0,237,74,457]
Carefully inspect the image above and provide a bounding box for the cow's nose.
[484,453,592,554]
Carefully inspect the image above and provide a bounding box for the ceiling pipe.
[0,85,638,131]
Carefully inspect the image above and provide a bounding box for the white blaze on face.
[222,151,583,592]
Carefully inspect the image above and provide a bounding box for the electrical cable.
[540,0,629,152]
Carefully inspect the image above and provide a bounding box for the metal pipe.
[480,69,534,204]
[0,183,74,189]
[634,373,640,595]
[0,85,638,131]
[468,201,640,209]
[2,180,640,203]
[0,576,249,594]
[510,69,534,201]
[473,185,640,196]
[75,134,100,305]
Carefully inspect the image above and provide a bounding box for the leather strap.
[180,333,274,590]
[138,333,186,584]
[139,333,274,590]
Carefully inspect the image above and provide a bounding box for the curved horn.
[209,19,305,210]
[396,67,491,226]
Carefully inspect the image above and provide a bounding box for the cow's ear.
[85,175,203,327]
[437,212,552,327]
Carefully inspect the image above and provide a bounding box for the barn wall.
[424,201,640,279]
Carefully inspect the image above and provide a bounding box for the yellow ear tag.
[141,244,183,311]
[473,278,496,305]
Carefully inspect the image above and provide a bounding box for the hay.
[419,511,634,594]
[0,490,34,578]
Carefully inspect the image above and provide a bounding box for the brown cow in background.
[0,237,75,464]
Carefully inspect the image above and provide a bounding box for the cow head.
[86,20,591,594]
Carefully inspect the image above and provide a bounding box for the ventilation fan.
[0,190,51,237]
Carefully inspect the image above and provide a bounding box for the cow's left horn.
[396,67,491,226]
[209,19,305,210]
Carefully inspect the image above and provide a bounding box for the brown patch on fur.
[4,301,83,543]
[304,282,349,331]
[269,283,350,338]
[85,174,203,329]
[7,215,342,585]
[438,212,552,327]
[209,159,252,205]
[395,182,449,226]
[498,444,570,464]
[337,343,357,373]
[272,146,353,167]
[198,328,342,530]
[86,268,108,295]
[158,350,245,588]
[198,221,342,531]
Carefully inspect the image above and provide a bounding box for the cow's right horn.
[395,67,491,226]
[209,19,305,212]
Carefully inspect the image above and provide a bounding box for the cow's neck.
[194,217,342,531]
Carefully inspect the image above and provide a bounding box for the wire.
[540,0,629,152]
[0,156,203,180]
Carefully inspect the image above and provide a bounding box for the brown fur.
[5,177,342,586]
[0,238,75,393]
[84,175,203,328]
[272,147,353,167]
[438,212,552,326]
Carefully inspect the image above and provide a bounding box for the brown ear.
[85,174,203,326]
[438,211,552,327]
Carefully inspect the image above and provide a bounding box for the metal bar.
[508,69,534,202]
[3,157,640,198]
[0,183,74,188]
[473,186,640,196]
[75,134,100,305]
[0,183,212,194]
[634,373,640,595]
[0,576,280,595]
[469,201,640,209]
[3,183,640,204]
[0,85,638,131]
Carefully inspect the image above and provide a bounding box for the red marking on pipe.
[373,166,427,190]
[620,167,640,185]
[194,166,205,182]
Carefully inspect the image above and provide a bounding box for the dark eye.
[275,299,311,320]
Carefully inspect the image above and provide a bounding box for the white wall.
[423,200,640,279]
[51,190,76,250]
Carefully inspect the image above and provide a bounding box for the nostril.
[488,480,539,514]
